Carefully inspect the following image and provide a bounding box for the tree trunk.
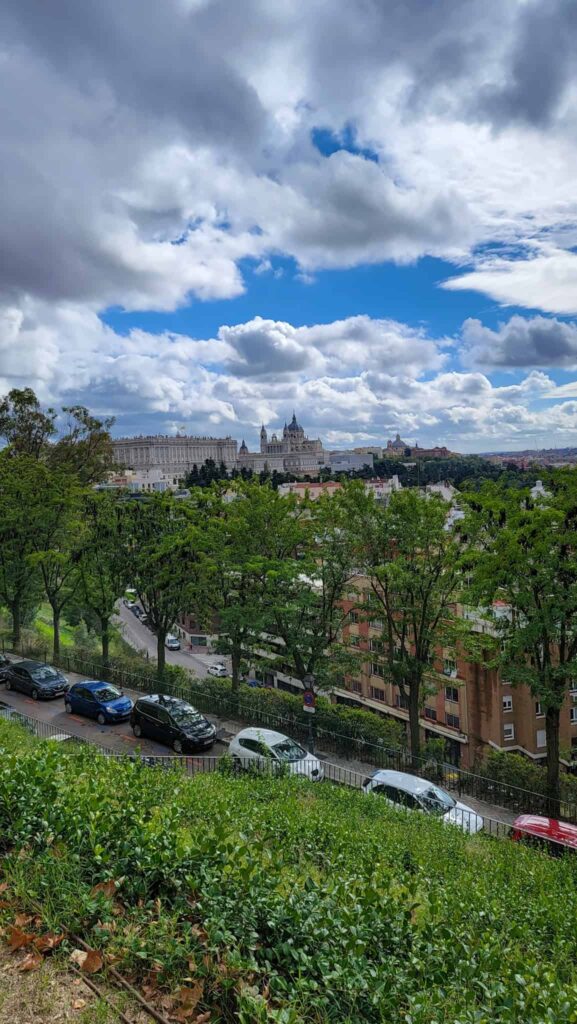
[157,631,166,680]
[100,616,110,668]
[408,677,421,765]
[52,605,60,662]
[545,704,561,818]
[231,643,241,696]
[11,599,21,648]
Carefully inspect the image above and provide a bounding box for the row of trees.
[1,388,577,808]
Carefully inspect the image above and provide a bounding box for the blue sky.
[2,0,577,453]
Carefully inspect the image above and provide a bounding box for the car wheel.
[132,722,142,738]
[173,738,183,754]
[97,712,106,726]
[64,701,72,714]
[4,679,11,690]
[31,689,39,701]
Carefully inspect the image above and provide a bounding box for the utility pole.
[303,673,316,754]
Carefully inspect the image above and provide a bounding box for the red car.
[511,814,577,855]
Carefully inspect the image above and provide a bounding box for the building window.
[502,695,513,712]
[535,702,544,717]
[369,686,385,702]
[446,713,460,730]
[443,658,458,678]
[349,610,360,624]
[425,707,437,721]
[370,619,384,630]
[350,681,362,694]
[369,638,383,653]
[536,729,547,748]
[571,689,577,702]
[571,708,577,724]
[349,635,360,648]
[395,692,409,710]
[371,662,384,678]
[503,723,515,742]
[445,686,459,703]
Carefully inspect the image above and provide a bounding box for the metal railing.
[3,639,577,823]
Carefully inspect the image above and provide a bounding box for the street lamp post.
[303,673,316,755]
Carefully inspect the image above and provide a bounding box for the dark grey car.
[5,660,69,700]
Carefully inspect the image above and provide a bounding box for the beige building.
[112,434,238,474]
[238,413,327,476]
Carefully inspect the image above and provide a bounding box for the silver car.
[362,769,483,834]
[228,727,324,781]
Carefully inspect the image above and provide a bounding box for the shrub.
[1,735,577,1022]
[477,749,577,811]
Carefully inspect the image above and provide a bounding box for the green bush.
[1,735,577,1022]
[477,749,577,811]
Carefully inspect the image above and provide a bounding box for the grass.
[1,732,577,1022]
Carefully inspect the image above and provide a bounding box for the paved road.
[115,602,231,679]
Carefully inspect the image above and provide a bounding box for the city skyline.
[2,2,577,452]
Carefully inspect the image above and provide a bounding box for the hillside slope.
[0,726,576,1023]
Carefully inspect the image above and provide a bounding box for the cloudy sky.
[2,0,577,452]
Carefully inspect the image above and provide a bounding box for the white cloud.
[444,248,577,315]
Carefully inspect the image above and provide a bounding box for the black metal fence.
[3,640,577,824]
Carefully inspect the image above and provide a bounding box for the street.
[114,602,231,679]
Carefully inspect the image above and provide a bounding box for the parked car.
[229,727,324,781]
[511,814,577,856]
[165,634,181,651]
[131,605,142,618]
[0,654,12,682]
[5,660,69,700]
[65,681,133,724]
[362,769,483,834]
[130,694,216,753]
[207,663,228,677]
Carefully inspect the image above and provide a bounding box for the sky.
[2,1,577,452]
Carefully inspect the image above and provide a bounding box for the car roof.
[136,693,196,711]
[73,680,116,691]
[366,769,438,795]
[234,727,292,745]
[513,814,577,848]
[16,660,55,671]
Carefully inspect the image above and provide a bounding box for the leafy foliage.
[1,737,577,1023]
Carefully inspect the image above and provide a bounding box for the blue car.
[65,681,133,725]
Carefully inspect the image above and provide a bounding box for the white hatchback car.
[207,663,228,677]
[228,727,324,781]
[363,769,483,834]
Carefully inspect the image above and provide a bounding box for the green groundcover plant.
[1,730,577,1023]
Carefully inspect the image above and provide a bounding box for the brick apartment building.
[176,581,577,773]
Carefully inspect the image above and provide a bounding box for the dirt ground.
[0,946,149,1024]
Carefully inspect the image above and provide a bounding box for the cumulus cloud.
[462,315,577,368]
[444,249,577,316]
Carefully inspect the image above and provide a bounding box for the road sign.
[303,688,316,714]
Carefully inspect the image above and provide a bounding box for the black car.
[5,660,69,700]
[130,694,216,753]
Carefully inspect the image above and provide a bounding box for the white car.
[362,769,483,834]
[228,727,324,782]
[207,663,228,677]
[165,634,181,651]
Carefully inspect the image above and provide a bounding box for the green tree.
[343,485,471,759]
[77,493,129,666]
[262,491,357,696]
[0,453,45,644]
[29,472,84,660]
[0,387,56,457]
[120,494,195,677]
[464,472,577,813]
[50,405,115,484]
[189,482,302,694]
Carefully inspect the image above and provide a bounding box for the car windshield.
[94,686,122,702]
[170,705,202,725]
[31,667,59,682]
[272,739,307,763]
[419,785,456,815]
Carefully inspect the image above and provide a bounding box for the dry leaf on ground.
[70,948,104,973]
[18,950,43,972]
[91,879,117,899]
[7,926,35,951]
